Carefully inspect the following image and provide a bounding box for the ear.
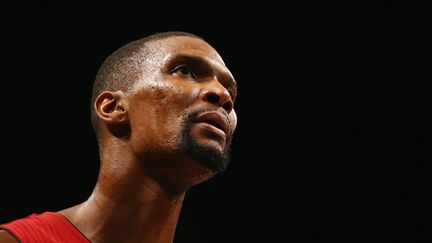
[94,91,129,125]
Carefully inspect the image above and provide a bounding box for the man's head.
[90,32,238,185]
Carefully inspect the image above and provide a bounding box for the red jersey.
[0,212,90,243]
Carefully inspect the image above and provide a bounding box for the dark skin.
[0,36,237,243]
[0,231,15,243]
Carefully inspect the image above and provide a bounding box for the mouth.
[194,112,230,139]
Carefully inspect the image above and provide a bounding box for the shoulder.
[0,212,55,242]
[0,213,39,243]
[0,230,18,243]
[1,212,89,243]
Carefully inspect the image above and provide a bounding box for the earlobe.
[95,91,129,125]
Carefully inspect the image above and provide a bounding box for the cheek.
[149,79,200,107]
[229,110,238,133]
[128,85,198,147]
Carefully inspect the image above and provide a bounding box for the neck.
[60,141,189,243]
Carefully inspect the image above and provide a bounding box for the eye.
[178,66,190,75]
[172,65,195,78]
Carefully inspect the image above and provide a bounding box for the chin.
[183,135,231,173]
[176,112,233,175]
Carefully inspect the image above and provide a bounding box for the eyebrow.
[167,53,237,86]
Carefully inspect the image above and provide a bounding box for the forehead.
[149,36,226,66]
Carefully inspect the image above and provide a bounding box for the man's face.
[127,36,237,175]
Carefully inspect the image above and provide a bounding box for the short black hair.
[90,31,204,136]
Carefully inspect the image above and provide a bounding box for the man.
[0,31,238,243]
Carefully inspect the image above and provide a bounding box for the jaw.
[142,153,217,195]
[182,129,231,173]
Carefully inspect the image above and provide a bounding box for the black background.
[2,2,432,242]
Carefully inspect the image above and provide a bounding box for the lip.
[194,112,230,138]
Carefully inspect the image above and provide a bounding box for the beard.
[178,109,233,173]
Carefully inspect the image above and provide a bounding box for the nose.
[199,82,234,113]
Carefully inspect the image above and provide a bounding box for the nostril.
[223,101,233,113]
[206,93,220,104]
[201,90,232,112]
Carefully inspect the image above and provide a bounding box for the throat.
[60,178,186,243]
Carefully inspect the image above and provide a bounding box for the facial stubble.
[176,111,233,173]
